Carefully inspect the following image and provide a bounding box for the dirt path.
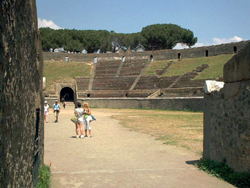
[44,104,234,188]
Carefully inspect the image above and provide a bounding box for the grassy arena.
[44,55,234,155]
[99,108,203,155]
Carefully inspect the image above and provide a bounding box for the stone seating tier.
[172,79,207,88]
[134,76,179,89]
[92,77,136,90]
[76,77,90,90]
[161,87,204,97]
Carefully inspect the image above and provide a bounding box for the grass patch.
[146,60,171,75]
[36,164,51,188]
[102,108,203,155]
[197,158,250,188]
[145,54,234,79]
[44,61,91,90]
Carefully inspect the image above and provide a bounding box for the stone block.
[224,42,250,83]
[203,80,224,94]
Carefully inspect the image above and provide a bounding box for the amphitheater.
[44,40,249,111]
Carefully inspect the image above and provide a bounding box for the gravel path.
[44,104,234,188]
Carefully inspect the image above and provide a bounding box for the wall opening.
[94,57,98,63]
[60,87,74,102]
[87,93,91,97]
[33,108,40,187]
[122,56,125,62]
[178,53,181,60]
[150,55,153,62]
[233,46,237,53]
[125,93,128,97]
[205,50,209,57]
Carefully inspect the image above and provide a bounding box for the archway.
[60,87,74,102]
[178,53,181,60]
[233,46,237,53]
[205,50,209,57]
[150,55,153,62]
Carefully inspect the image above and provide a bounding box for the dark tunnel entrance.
[60,87,74,102]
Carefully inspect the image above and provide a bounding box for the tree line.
[39,23,197,53]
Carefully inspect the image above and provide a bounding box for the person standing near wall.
[83,102,92,137]
[53,100,61,123]
[44,101,49,123]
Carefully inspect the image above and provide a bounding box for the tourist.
[53,100,61,123]
[63,101,66,109]
[44,101,49,123]
[74,102,84,138]
[83,102,92,137]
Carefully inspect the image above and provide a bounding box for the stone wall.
[77,97,204,112]
[203,42,250,172]
[42,41,249,63]
[0,0,44,187]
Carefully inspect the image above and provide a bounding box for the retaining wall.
[203,42,250,172]
[43,41,249,63]
[77,97,204,112]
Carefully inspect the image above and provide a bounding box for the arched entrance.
[60,87,74,102]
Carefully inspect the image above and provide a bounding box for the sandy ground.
[44,104,234,188]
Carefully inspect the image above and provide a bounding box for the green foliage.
[197,158,250,188]
[39,23,197,52]
[141,24,197,50]
[36,164,51,188]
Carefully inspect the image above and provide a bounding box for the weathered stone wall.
[0,0,44,187]
[76,97,204,112]
[42,41,249,63]
[203,42,250,172]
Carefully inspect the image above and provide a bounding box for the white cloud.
[212,36,243,45]
[38,18,62,29]
[173,36,243,49]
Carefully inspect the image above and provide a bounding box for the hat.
[55,100,58,102]
[45,101,47,103]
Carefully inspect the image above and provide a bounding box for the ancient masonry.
[0,0,44,187]
[203,43,250,173]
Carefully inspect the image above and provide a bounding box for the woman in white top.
[74,102,84,138]
[44,101,49,123]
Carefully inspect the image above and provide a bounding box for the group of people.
[44,100,61,123]
[44,100,93,138]
[74,102,92,138]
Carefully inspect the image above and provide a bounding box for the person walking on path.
[53,100,61,123]
[44,101,49,123]
[63,101,66,109]
[83,102,92,137]
[74,102,84,138]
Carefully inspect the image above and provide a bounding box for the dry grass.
[99,108,203,155]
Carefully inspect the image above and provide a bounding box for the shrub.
[197,158,250,188]
[36,164,51,188]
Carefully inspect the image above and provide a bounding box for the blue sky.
[36,0,250,48]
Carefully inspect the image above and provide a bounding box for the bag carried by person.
[91,115,96,121]
[71,115,78,124]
